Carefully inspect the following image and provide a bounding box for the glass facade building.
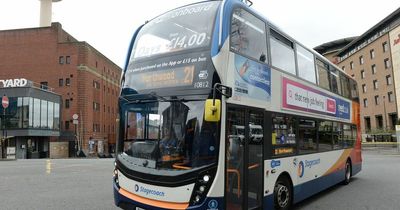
[0,97,60,130]
[0,85,61,159]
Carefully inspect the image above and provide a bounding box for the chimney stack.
[39,0,62,27]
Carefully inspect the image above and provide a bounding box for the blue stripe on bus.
[211,0,243,57]
[210,4,221,57]
[352,163,362,176]
[123,24,144,72]
[293,168,345,204]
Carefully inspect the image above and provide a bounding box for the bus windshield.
[120,99,219,173]
[130,1,220,60]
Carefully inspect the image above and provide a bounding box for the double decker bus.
[113,0,362,209]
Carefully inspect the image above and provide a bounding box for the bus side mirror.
[204,99,221,122]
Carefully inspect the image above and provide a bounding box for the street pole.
[74,123,77,157]
[1,109,4,159]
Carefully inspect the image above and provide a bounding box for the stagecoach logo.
[198,70,208,79]
[297,161,305,178]
[271,160,281,168]
[135,184,166,197]
[208,199,218,210]
[297,158,321,178]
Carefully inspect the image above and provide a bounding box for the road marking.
[46,160,52,174]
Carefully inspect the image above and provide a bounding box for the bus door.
[226,106,264,210]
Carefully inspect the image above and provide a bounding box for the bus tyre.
[274,177,292,210]
[343,160,352,185]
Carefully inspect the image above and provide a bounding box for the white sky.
[0,0,399,68]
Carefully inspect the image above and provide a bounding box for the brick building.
[0,23,121,156]
[315,8,400,141]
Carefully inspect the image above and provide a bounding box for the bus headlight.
[113,169,120,188]
[194,195,201,203]
[190,172,214,205]
[199,185,206,193]
[202,175,210,183]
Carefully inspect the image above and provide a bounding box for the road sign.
[72,114,79,120]
[2,95,9,109]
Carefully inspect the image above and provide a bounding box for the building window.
[361,70,365,79]
[342,66,346,71]
[376,115,383,129]
[59,56,64,64]
[383,42,388,52]
[65,121,70,130]
[388,91,394,102]
[386,75,392,85]
[371,64,376,74]
[350,61,354,70]
[384,58,390,69]
[362,84,367,93]
[370,49,375,59]
[389,113,398,130]
[373,80,378,90]
[59,79,63,87]
[359,56,364,65]
[66,78,70,86]
[364,117,371,132]
[374,95,380,105]
[65,99,70,108]
[40,81,48,90]
[93,81,100,89]
[93,123,100,132]
[363,98,368,107]
[93,102,100,111]
[66,56,71,64]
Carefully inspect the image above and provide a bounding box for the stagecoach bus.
[113,0,362,209]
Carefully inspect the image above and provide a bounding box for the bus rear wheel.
[343,160,352,185]
[274,177,292,210]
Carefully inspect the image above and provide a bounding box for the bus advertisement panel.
[282,77,351,120]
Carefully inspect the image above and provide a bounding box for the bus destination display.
[134,66,194,89]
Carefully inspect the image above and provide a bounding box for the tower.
[39,0,62,27]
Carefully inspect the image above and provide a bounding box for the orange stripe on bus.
[119,188,189,210]
[323,149,352,176]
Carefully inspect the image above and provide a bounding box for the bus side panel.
[292,167,345,204]
[264,149,355,207]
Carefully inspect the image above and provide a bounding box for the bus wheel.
[343,160,352,185]
[274,177,292,210]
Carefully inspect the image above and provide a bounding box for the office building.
[0,23,122,157]
[315,8,400,141]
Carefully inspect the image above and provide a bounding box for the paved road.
[0,158,119,210]
[1,150,400,210]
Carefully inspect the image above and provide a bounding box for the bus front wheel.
[274,176,292,210]
[343,160,352,185]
